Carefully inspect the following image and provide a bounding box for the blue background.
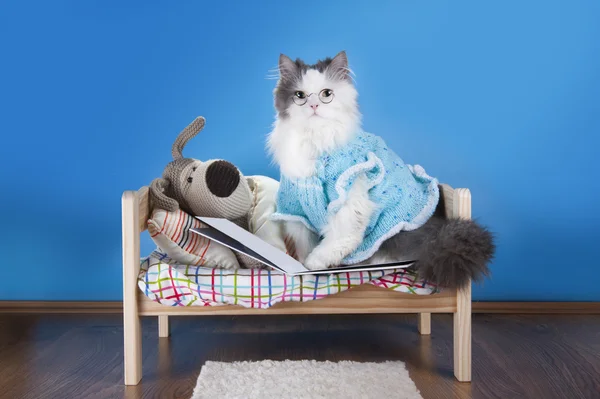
[1,1,599,301]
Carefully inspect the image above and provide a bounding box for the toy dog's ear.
[149,178,179,212]
[171,116,206,160]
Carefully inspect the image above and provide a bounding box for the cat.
[267,51,494,288]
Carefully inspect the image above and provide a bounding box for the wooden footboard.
[122,182,472,385]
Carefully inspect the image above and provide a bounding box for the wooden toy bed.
[121,183,472,385]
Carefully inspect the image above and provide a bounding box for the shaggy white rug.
[191,360,422,399]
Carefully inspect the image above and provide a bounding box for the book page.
[189,225,285,272]
[194,217,309,274]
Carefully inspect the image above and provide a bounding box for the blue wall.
[1,1,599,301]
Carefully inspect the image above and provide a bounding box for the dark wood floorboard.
[0,314,598,399]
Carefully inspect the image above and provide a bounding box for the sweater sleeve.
[296,176,330,235]
[270,177,319,234]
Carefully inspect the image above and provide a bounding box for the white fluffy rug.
[191,360,422,399]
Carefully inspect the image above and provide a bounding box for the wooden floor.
[0,314,598,399]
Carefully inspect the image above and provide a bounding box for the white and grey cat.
[267,51,494,288]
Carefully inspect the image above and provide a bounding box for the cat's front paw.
[304,252,328,270]
[304,246,339,270]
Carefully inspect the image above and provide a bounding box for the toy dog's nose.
[205,160,241,197]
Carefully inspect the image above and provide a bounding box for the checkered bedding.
[138,250,439,308]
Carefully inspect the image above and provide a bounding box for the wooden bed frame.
[121,183,472,385]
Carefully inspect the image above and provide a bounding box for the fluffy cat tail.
[414,218,495,289]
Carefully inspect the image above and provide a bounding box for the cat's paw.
[304,246,340,270]
[304,252,328,270]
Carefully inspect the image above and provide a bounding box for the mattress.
[138,250,439,309]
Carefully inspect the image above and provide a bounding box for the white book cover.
[190,217,415,275]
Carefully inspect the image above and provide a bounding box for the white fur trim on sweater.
[327,152,385,214]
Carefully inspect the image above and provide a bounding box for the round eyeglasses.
[292,89,335,106]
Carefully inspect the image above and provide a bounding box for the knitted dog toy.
[149,116,254,226]
[149,116,265,268]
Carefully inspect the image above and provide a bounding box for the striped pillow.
[147,208,240,269]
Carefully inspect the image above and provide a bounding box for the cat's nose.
[310,104,319,110]
[205,160,240,197]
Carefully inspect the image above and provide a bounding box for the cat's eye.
[318,88,335,104]
[294,91,306,99]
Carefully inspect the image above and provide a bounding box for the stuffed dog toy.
[149,116,275,268]
[149,116,254,227]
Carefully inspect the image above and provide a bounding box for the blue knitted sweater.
[271,131,440,264]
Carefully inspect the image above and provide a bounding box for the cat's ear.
[279,53,297,80]
[328,51,350,80]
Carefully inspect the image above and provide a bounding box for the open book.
[190,217,416,275]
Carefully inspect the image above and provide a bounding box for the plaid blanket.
[138,250,439,308]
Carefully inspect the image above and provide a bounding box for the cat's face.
[274,51,359,130]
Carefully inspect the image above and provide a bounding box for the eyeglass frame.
[292,88,335,106]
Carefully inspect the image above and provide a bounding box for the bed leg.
[124,305,142,385]
[122,191,143,385]
[158,315,170,338]
[454,283,472,382]
[417,313,431,335]
[452,187,472,382]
